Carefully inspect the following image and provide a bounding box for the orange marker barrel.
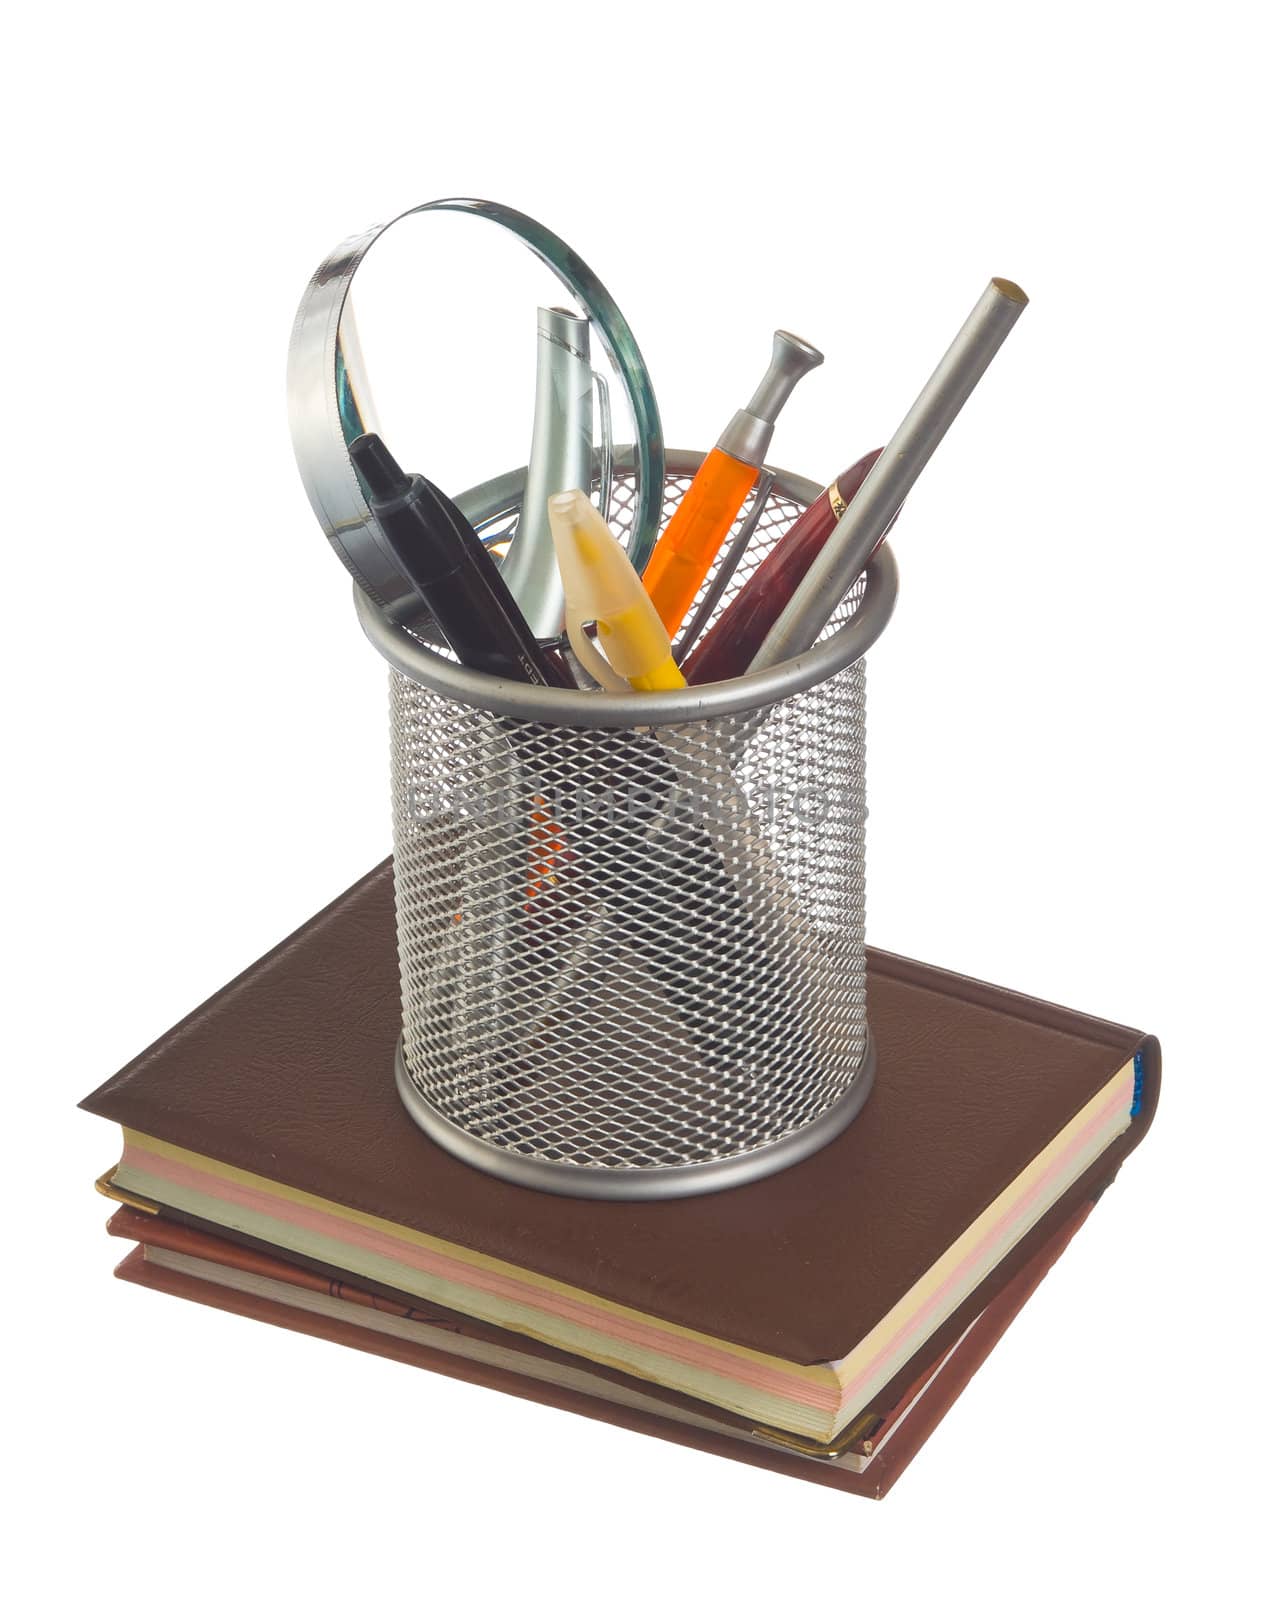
[642,330,823,636]
[641,448,760,633]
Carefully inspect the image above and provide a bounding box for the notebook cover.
[108,1196,1096,1500]
[81,858,1160,1365]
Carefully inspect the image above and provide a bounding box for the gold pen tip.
[992,276,1029,305]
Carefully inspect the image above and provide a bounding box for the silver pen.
[499,305,594,641]
[749,277,1029,671]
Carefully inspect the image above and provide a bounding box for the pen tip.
[775,329,825,368]
[548,489,587,523]
[547,490,612,565]
[991,277,1029,306]
[349,432,410,503]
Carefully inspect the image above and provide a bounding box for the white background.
[5,3,1266,1593]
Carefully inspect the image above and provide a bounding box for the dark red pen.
[682,448,893,685]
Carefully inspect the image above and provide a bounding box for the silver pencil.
[500,305,594,641]
[749,277,1029,671]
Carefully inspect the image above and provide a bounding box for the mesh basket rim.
[354,450,899,730]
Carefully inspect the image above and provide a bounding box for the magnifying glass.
[287,198,665,638]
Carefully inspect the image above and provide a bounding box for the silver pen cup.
[357,450,898,1199]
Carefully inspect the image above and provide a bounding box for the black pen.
[350,433,573,689]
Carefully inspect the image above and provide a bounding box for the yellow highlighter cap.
[547,491,686,693]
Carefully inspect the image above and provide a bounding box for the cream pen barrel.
[749,278,1029,672]
[546,490,684,692]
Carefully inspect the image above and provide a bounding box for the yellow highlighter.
[546,490,686,692]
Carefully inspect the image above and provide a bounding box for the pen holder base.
[395,1031,876,1200]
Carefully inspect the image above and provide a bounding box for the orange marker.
[641,330,823,634]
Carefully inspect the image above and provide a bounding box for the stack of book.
[83,861,1158,1498]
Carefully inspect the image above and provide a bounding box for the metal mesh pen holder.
[356,450,899,1199]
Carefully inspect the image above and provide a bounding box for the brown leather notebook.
[107,1196,1097,1499]
[81,859,1159,1457]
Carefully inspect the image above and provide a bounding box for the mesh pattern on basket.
[391,473,868,1170]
